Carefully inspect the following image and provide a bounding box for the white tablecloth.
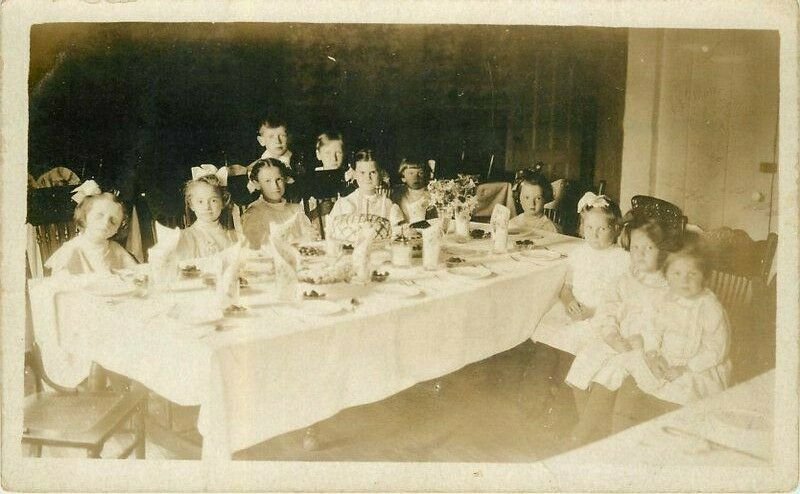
[29,229,582,458]
[546,370,774,468]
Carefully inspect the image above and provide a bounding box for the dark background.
[29,23,627,219]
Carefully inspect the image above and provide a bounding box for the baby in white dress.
[632,244,732,405]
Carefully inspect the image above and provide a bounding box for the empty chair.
[630,195,687,240]
[701,227,778,383]
[34,166,81,189]
[23,340,147,458]
[472,182,516,223]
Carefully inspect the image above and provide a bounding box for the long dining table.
[28,227,582,459]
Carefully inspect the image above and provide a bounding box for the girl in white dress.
[531,193,630,355]
[46,181,137,275]
[241,158,318,249]
[328,149,403,225]
[509,168,558,233]
[174,171,238,260]
[632,243,732,405]
[565,217,674,443]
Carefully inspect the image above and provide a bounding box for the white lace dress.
[508,212,559,233]
[565,269,669,390]
[174,221,238,261]
[628,289,732,405]
[45,235,137,275]
[241,198,317,249]
[531,243,630,354]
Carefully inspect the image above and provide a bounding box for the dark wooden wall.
[29,23,627,218]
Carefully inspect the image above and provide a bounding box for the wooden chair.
[472,182,515,222]
[702,228,777,314]
[701,227,778,383]
[23,342,147,458]
[630,195,687,240]
[543,208,567,233]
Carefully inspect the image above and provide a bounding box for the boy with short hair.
[228,114,306,207]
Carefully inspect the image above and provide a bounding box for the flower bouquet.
[427,174,479,235]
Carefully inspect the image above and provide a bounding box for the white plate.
[302,300,344,316]
[519,249,563,261]
[447,265,494,279]
[86,278,137,297]
[375,284,424,298]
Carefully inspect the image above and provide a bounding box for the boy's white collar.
[261,149,292,165]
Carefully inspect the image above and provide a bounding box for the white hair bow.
[191,164,228,186]
[343,167,355,184]
[577,192,610,213]
[71,179,102,204]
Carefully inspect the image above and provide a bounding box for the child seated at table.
[174,170,239,260]
[241,158,319,249]
[45,180,138,275]
[328,149,403,225]
[529,193,629,401]
[390,157,436,224]
[565,216,673,443]
[228,114,306,206]
[315,131,345,171]
[509,168,559,233]
[633,242,732,406]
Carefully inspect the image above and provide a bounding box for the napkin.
[153,222,181,253]
[269,215,300,301]
[352,225,377,282]
[490,204,510,253]
[421,222,441,269]
[149,224,182,288]
[215,240,246,309]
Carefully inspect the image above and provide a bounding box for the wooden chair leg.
[30,443,43,457]
[135,403,147,459]
[87,446,102,458]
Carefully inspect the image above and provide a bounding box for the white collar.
[261,150,292,166]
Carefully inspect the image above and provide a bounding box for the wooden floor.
[25,306,774,461]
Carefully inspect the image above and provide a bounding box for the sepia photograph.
[1,0,798,492]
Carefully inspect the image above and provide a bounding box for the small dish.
[371,270,390,282]
[223,304,249,317]
[445,256,467,268]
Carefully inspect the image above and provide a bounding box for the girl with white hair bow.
[171,165,239,260]
[529,191,630,409]
[45,180,138,275]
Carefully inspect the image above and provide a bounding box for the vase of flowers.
[428,174,479,236]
